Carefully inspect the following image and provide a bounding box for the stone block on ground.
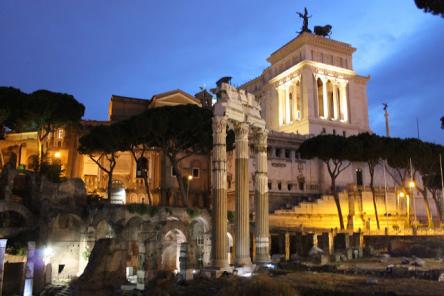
[72,238,127,295]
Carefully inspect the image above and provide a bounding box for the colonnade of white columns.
[316,75,348,122]
[278,79,302,126]
[212,116,270,268]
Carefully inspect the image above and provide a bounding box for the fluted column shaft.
[235,122,251,266]
[0,239,6,296]
[212,116,229,268]
[254,129,271,263]
[322,78,329,119]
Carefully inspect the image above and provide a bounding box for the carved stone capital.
[253,129,268,151]
[212,116,227,135]
[234,122,249,141]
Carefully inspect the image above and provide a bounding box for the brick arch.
[158,220,189,241]
[0,201,34,227]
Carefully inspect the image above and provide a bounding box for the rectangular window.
[192,168,200,179]
[171,167,177,177]
[57,129,64,139]
[285,149,291,159]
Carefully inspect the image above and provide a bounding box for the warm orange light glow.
[408,181,415,188]
[54,151,61,159]
[398,191,405,198]
[188,175,193,181]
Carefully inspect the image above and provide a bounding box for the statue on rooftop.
[297,7,312,34]
[314,25,332,38]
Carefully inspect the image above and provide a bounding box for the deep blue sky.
[1,0,443,143]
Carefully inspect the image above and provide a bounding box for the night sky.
[1,1,443,143]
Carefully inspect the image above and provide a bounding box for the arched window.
[317,78,324,118]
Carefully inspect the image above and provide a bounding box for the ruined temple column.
[212,116,229,268]
[235,122,251,266]
[23,241,35,296]
[254,129,271,264]
[0,239,6,296]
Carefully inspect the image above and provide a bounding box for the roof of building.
[267,32,356,65]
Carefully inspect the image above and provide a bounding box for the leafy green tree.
[123,105,213,207]
[120,104,234,207]
[0,87,29,137]
[385,138,434,227]
[28,90,85,162]
[298,135,352,229]
[116,118,154,205]
[0,87,85,163]
[415,0,444,17]
[78,124,126,202]
[414,142,444,225]
[348,133,386,230]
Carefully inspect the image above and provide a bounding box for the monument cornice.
[267,32,356,65]
[268,60,356,86]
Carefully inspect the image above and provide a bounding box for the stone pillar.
[0,239,6,296]
[332,84,339,120]
[212,116,229,268]
[322,78,329,119]
[234,122,251,266]
[339,83,348,122]
[23,241,35,296]
[285,85,291,124]
[254,129,271,264]
[277,87,284,126]
[284,232,290,261]
[136,242,145,290]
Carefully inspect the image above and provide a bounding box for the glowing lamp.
[398,191,405,198]
[408,181,415,188]
[54,151,61,159]
[188,175,193,181]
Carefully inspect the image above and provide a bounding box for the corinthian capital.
[234,122,249,141]
[212,116,227,135]
[254,128,268,150]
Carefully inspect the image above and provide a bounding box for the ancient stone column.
[254,129,271,264]
[284,232,290,261]
[0,239,7,296]
[212,116,229,268]
[234,122,251,266]
[23,241,35,296]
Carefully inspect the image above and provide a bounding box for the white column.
[23,241,35,296]
[254,129,271,264]
[292,81,298,120]
[234,122,251,266]
[277,88,284,126]
[333,84,339,120]
[285,85,291,124]
[0,239,6,296]
[212,116,229,268]
[339,83,348,122]
[322,78,329,119]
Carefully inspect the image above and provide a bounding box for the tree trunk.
[369,166,380,230]
[170,157,188,207]
[431,191,443,223]
[107,171,113,203]
[142,174,153,205]
[420,189,433,228]
[331,178,345,230]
